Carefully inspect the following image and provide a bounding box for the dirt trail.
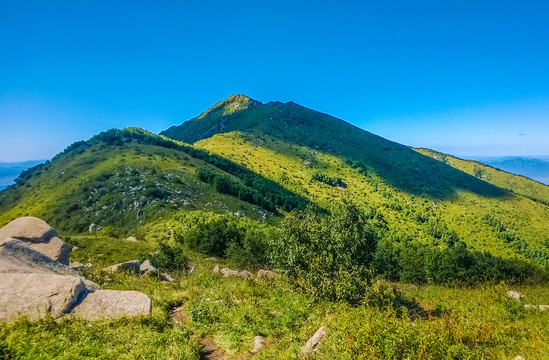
[199,337,228,360]
[170,306,228,360]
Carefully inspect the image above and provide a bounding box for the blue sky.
[1,0,548,161]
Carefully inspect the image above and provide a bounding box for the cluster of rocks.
[506,290,549,311]
[102,259,174,282]
[212,265,276,280]
[0,217,152,322]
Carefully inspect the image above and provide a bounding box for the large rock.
[103,260,141,274]
[0,239,78,276]
[30,236,70,265]
[0,217,58,245]
[0,273,87,321]
[0,239,99,292]
[70,290,151,319]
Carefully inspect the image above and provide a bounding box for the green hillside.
[3,95,549,359]
[163,95,549,268]
[2,94,549,269]
[0,128,308,235]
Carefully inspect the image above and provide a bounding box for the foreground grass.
[1,237,548,359]
[0,316,201,360]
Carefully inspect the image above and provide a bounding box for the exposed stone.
[513,356,526,360]
[251,336,265,354]
[139,259,157,275]
[525,304,549,311]
[0,239,78,276]
[83,279,100,292]
[301,327,326,354]
[70,290,151,320]
[102,260,140,274]
[0,273,87,321]
[0,217,57,245]
[205,257,217,262]
[220,267,253,279]
[506,290,522,301]
[159,273,175,282]
[213,265,221,273]
[189,266,196,274]
[31,236,70,265]
[125,236,138,242]
[70,262,92,271]
[88,223,96,232]
[257,269,276,279]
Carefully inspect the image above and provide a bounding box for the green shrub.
[270,201,383,303]
[150,242,188,272]
[172,211,272,268]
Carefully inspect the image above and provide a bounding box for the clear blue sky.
[1,0,548,162]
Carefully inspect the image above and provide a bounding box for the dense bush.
[377,236,539,285]
[270,201,384,303]
[172,211,272,268]
[311,170,342,187]
[150,242,188,272]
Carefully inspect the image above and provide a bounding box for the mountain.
[2,95,549,269]
[161,95,549,266]
[478,157,549,185]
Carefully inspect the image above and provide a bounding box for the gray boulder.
[125,236,138,242]
[0,273,87,321]
[30,236,70,265]
[0,239,78,276]
[103,260,141,274]
[0,217,58,245]
[139,259,157,276]
[213,265,221,273]
[220,267,253,279]
[70,290,151,319]
[160,273,175,282]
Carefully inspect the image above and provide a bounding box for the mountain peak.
[198,94,261,119]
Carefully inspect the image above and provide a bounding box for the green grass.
[1,233,548,359]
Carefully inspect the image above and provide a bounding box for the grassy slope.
[2,235,548,359]
[0,134,275,235]
[161,95,549,265]
[194,131,549,263]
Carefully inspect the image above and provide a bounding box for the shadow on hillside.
[239,126,508,201]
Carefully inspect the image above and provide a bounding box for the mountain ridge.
[1,96,549,270]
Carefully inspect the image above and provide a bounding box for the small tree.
[270,200,380,303]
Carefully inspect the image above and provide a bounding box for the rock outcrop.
[69,290,151,319]
[0,217,69,265]
[0,217,58,245]
[0,217,152,322]
[0,273,87,321]
[103,260,141,274]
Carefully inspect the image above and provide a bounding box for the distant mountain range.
[470,156,549,185]
[0,160,45,191]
